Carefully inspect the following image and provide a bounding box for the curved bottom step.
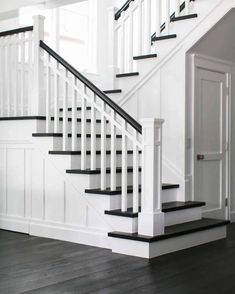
[108,218,230,258]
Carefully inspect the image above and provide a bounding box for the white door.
[194,68,228,220]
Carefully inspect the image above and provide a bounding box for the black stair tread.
[116,72,139,78]
[103,89,122,94]
[59,107,91,112]
[0,116,46,121]
[108,218,230,243]
[133,54,157,60]
[49,150,141,155]
[32,133,122,138]
[50,117,109,123]
[104,201,206,218]
[66,166,142,175]
[152,34,177,42]
[85,183,179,195]
[171,13,198,22]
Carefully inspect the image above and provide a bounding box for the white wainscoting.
[0,136,110,249]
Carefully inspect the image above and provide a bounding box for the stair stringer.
[115,0,235,202]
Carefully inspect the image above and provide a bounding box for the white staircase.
[0,0,233,258]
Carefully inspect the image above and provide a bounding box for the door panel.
[194,68,227,219]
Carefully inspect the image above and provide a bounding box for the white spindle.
[138,0,143,55]
[155,0,162,36]
[90,93,96,170]
[128,3,134,72]
[175,0,181,16]
[165,0,170,35]
[100,101,106,190]
[46,54,51,132]
[81,85,87,170]
[0,40,3,116]
[144,0,151,54]
[54,61,59,133]
[72,77,78,151]
[5,37,10,116]
[110,110,116,191]
[133,130,139,213]
[32,15,45,116]
[185,0,189,15]
[20,33,26,116]
[120,16,125,73]
[28,32,33,115]
[121,120,128,212]
[62,69,68,151]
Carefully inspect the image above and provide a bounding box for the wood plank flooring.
[0,224,234,293]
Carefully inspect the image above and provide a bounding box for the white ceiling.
[189,8,235,62]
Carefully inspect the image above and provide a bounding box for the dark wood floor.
[0,225,235,294]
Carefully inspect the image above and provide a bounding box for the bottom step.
[108,218,230,258]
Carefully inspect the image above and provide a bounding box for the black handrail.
[0,26,33,38]
[40,41,142,134]
[115,0,195,21]
[115,0,135,21]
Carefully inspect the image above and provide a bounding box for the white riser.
[33,136,125,152]
[68,172,140,188]
[104,207,202,234]
[48,153,141,169]
[105,215,138,234]
[165,207,202,226]
[109,226,227,259]
[48,121,108,134]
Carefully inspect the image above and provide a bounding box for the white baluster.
[110,110,116,191]
[0,40,3,116]
[90,93,96,170]
[185,0,189,15]
[107,7,119,89]
[20,33,26,116]
[72,77,78,151]
[32,15,45,116]
[62,69,68,151]
[133,130,139,213]
[144,0,151,54]
[46,54,51,133]
[120,15,125,73]
[165,0,170,35]
[138,0,143,55]
[28,32,33,116]
[81,85,87,170]
[155,0,161,37]
[138,118,165,236]
[121,119,127,212]
[128,2,134,71]
[5,36,10,116]
[54,61,59,133]
[175,0,181,16]
[100,101,106,190]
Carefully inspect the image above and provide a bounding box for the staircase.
[0,0,233,258]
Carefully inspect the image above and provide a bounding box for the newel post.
[107,6,118,89]
[138,118,165,236]
[31,15,45,116]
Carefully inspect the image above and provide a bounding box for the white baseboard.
[0,215,110,249]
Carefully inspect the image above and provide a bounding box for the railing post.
[107,6,119,89]
[138,118,165,236]
[31,15,45,116]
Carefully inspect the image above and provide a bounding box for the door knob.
[197,154,205,160]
